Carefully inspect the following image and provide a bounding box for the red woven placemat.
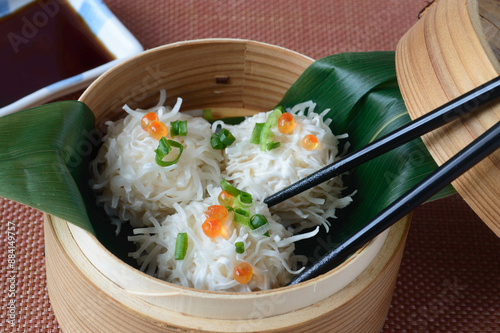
[1,0,499,332]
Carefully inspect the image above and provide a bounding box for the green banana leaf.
[0,102,137,262]
[0,102,95,233]
[0,51,455,269]
[279,52,455,261]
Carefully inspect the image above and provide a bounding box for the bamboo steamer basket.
[396,0,500,238]
[44,39,411,333]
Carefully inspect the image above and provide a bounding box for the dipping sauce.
[0,0,115,108]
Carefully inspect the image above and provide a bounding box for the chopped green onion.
[219,128,236,146]
[170,120,187,137]
[234,208,250,227]
[259,107,283,151]
[174,232,188,260]
[250,123,264,144]
[250,214,270,236]
[250,214,268,229]
[210,127,236,150]
[155,138,184,167]
[203,109,213,121]
[234,192,253,209]
[221,180,253,209]
[210,133,225,150]
[221,179,241,197]
[250,223,270,237]
[266,141,281,150]
[235,241,245,254]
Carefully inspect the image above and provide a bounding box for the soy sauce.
[0,0,115,107]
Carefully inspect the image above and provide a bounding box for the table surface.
[1,0,499,332]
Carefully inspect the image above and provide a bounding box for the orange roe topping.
[148,120,168,140]
[141,112,158,131]
[277,113,295,134]
[219,224,230,239]
[202,217,223,238]
[218,190,234,207]
[204,205,229,221]
[233,262,253,284]
[301,134,318,150]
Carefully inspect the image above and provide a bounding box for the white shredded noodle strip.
[90,91,224,227]
[221,101,352,232]
[90,94,354,292]
[128,185,310,292]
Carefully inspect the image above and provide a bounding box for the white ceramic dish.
[0,0,143,117]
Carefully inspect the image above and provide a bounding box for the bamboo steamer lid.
[44,39,412,333]
[396,0,500,237]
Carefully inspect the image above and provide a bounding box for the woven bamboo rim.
[396,0,500,237]
[45,39,411,332]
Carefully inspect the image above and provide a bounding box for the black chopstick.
[288,118,500,285]
[264,75,500,208]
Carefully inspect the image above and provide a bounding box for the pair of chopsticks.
[263,76,500,285]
